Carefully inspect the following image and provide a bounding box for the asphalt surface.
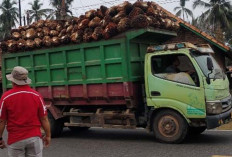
[1,128,232,157]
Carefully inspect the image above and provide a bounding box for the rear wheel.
[153,110,188,144]
[68,127,90,132]
[189,126,206,135]
[48,112,63,138]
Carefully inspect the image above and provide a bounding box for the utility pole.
[19,0,22,26]
[26,10,30,25]
[23,16,26,26]
[61,0,66,20]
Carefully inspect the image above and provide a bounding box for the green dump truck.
[2,28,232,143]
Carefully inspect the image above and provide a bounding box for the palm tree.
[0,0,18,38]
[0,25,4,41]
[225,32,232,47]
[27,0,53,23]
[193,0,232,38]
[48,0,74,20]
[174,0,193,21]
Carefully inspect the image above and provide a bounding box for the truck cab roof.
[147,42,214,54]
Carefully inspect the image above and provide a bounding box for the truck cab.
[145,42,232,143]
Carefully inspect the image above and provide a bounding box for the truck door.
[146,53,206,118]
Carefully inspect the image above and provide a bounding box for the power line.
[157,0,181,4]
[99,0,117,5]
[14,0,27,4]
[71,0,125,9]
[79,0,87,13]
[71,0,181,10]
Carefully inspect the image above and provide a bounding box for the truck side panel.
[35,82,142,107]
[2,38,147,108]
[3,39,129,87]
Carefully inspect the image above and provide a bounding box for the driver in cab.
[165,57,196,86]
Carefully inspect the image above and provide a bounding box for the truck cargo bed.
[2,28,176,108]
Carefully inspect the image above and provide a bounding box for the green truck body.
[2,28,232,143]
[2,28,175,88]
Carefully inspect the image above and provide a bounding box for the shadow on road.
[60,128,232,144]
[61,128,155,142]
[185,132,232,144]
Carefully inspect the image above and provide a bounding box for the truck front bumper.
[206,108,232,129]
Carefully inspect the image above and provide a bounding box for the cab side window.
[151,54,200,87]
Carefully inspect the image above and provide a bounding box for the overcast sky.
[1,0,232,24]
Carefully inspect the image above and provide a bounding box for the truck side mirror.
[206,57,213,84]
[207,57,213,71]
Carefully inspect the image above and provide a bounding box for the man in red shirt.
[0,66,51,157]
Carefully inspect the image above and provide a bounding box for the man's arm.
[40,116,51,147]
[0,119,6,149]
[0,95,7,149]
[37,94,51,147]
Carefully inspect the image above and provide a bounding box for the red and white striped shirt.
[0,85,47,145]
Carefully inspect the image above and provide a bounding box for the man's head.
[173,57,180,67]
[6,66,31,85]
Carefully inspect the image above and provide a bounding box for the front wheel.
[152,110,188,144]
[48,112,64,138]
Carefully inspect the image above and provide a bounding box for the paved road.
[1,128,232,157]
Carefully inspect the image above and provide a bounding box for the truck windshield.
[191,51,225,79]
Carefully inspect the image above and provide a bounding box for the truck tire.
[152,110,188,144]
[189,126,206,135]
[48,112,63,138]
[68,127,90,132]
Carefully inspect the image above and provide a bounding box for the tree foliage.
[0,25,4,41]
[48,0,74,20]
[174,0,194,21]
[0,0,18,38]
[27,0,53,23]
[193,0,232,42]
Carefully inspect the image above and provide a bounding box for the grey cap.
[6,66,31,85]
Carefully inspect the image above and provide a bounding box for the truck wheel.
[68,127,90,132]
[153,110,188,144]
[189,127,206,135]
[48,112,63,138]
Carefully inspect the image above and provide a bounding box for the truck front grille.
[221,96,232,113]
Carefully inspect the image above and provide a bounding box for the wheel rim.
[158,115,179,138]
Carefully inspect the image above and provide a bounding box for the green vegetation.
[173,0,232,44]
[0,26,4,41]
[0,0,18,39]
[48,0,74,20]
[192,0,232,43]
[27,0,53,23]
[174,0,194,21]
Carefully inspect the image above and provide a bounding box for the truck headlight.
[206,101,222,114]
